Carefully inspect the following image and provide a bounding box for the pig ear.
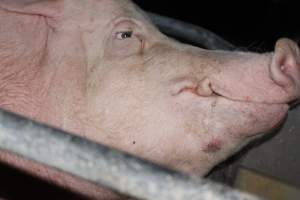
[0,0,61,17]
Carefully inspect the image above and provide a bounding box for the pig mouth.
[214,90,289,107]
[210,84,290,108]
[208,89,290,136]
[210,86,290,122]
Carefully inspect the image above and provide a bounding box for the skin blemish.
[211,100,217,108]
[203,138,223,153]
[132,141,136,144]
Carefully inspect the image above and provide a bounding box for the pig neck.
[34,32,90,136]
[0,62,88,135]
[0,11,89,138]
[0,53,88,138]
[36,63,88,136]
[0,10,48,123]
[0,49,45,120]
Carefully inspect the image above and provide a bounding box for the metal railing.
[0,109,259,200]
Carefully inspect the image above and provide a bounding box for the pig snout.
[169,39,300,147]
[208,38,300,105]
[270,38,300,103]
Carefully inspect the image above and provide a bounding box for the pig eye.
[116,31,133,40]
[106,19,145,57]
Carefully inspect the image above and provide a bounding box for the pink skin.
[0,0,300,199]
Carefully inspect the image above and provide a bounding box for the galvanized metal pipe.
[148,12,236,51]
[0,109,260,200]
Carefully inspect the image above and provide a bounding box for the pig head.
[0,0,300,199]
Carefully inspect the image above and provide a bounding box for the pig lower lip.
[245,102,289,131]
[213,89,291,109]
[215,95,289,128]
[226,96,290,113]
[266,103,289,122]
[271,111,288,129]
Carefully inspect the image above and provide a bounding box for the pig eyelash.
[115,31,133,40]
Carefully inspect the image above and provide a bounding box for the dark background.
[133,0,300,51]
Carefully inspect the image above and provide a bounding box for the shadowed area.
[0,161,85,200]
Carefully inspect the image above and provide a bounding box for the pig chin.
[212,95,289,138]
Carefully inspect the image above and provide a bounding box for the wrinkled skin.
[0,0,300,199]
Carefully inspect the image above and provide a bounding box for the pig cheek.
[162,96,222,173]
[100,93,207,174]
[86,82,185,167]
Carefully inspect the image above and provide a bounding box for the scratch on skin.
[203,138,223,153]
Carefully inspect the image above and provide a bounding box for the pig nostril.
[272,38,300,98]
[280,65,286,72]
[270,53,294,88]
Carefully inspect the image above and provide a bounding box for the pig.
[0,0,299,199]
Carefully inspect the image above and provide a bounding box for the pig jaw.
[167,90,289,175]
[155,39,299,175]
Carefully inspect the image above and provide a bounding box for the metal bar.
[0,109,260,200]
[147,12,236,51]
